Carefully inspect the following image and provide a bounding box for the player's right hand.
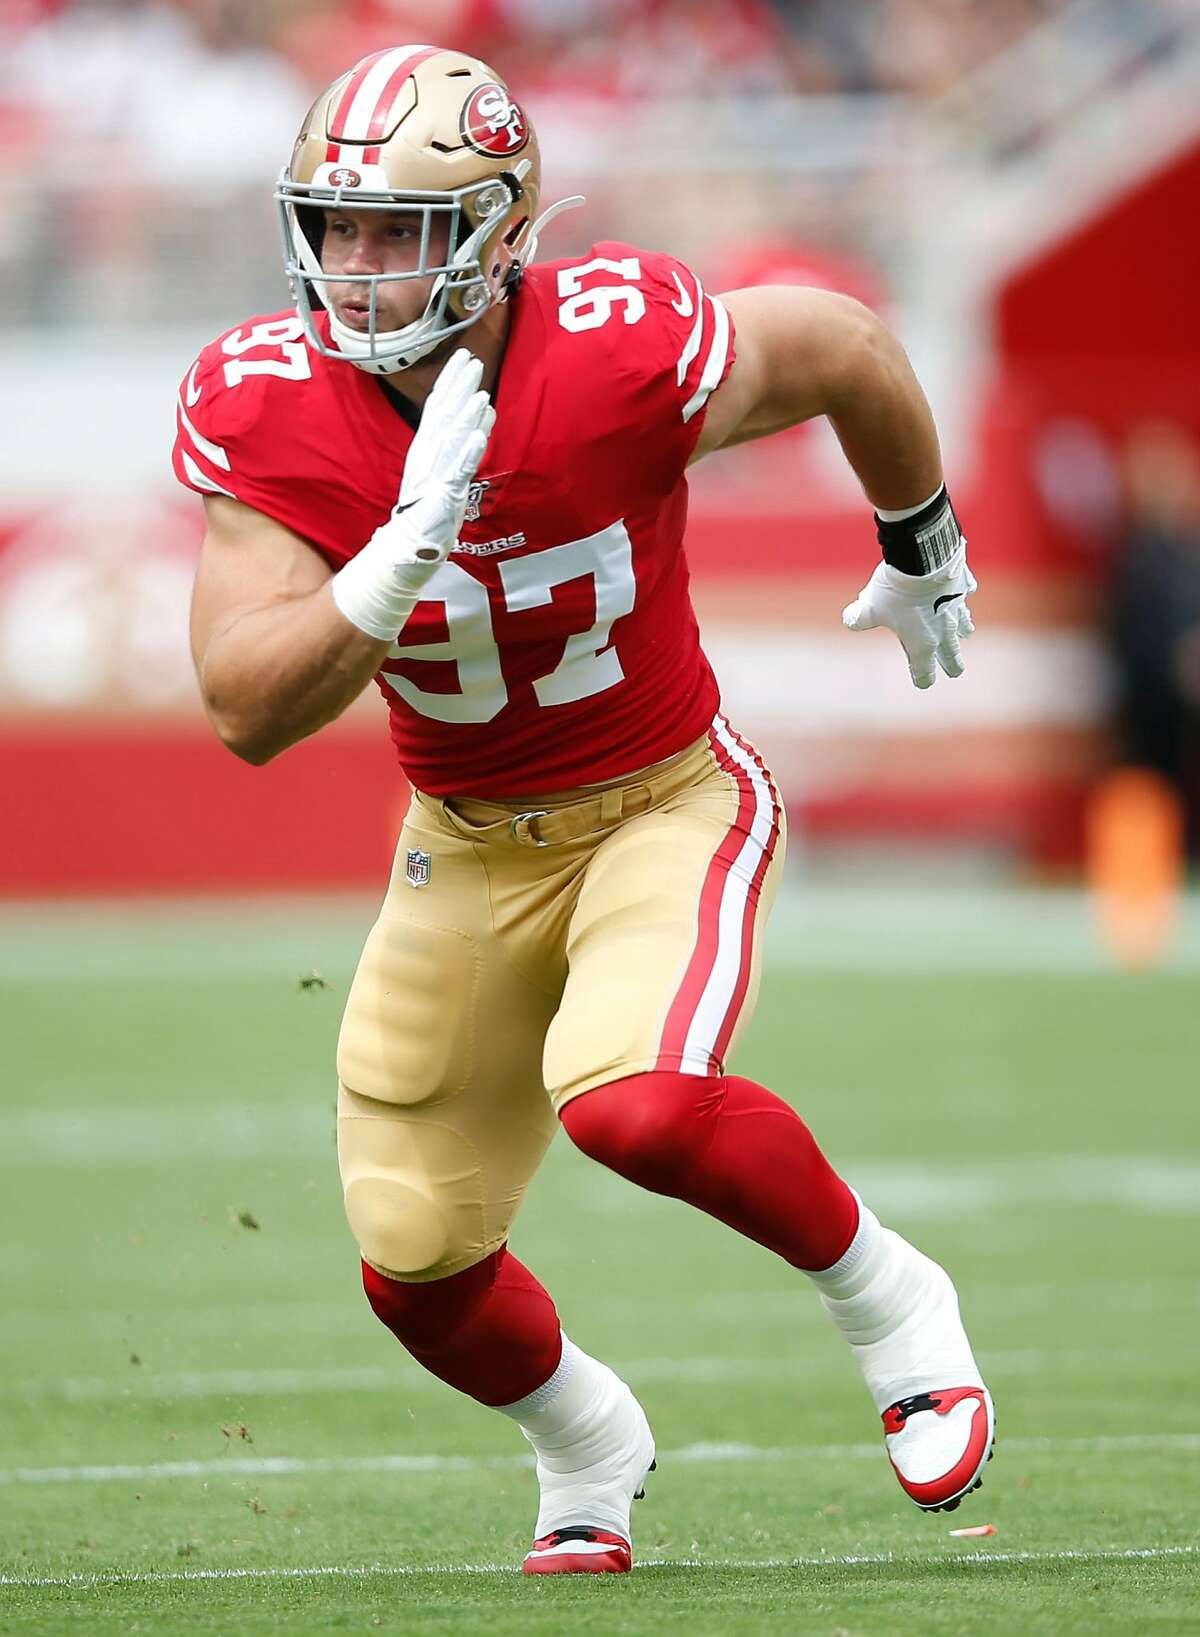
[386,348,496,570]
[842,546,977,690]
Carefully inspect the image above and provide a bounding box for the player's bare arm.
[190,347,494,764]
[691,285,941,508]
[694,284,977,690]
[190,495,389,764]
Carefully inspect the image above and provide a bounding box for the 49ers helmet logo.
[329,167,362,187]
[460,83,528,156]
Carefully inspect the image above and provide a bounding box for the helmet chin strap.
[328,309,445,374]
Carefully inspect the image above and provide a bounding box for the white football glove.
[332,348,495,641]
[842,543,977,689]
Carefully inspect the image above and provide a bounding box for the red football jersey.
[173,242,735,796]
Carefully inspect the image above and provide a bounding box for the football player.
[175,45,989,1575]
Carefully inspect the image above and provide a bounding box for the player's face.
[321,208,451,334]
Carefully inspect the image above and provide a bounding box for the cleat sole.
[917,1433,996,1514]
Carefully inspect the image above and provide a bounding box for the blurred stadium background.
[2,3,1200,1626]
[3,0,1200,891]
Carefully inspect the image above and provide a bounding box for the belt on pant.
[437,739,707,848]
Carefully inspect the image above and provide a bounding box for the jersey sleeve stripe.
[681,296,731,424]
[674,274,707,387]
[180,449,235,499]
[176,398,231,472]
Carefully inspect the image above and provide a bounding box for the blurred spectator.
[1110,422,1200,855]
[1,1,309,181]
[0,0,1190,330]
[2,0,1119,107]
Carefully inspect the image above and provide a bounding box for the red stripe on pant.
[653,726,757,1073]
[654,724,777,1074]
[710,723,782,1065]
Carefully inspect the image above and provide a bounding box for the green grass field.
[1,888,1198,1635]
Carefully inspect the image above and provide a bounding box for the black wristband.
[874,486,962,576]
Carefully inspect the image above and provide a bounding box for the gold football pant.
[336,715,785,1283]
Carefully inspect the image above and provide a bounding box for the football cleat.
[523,1526,633,1575]
[816,1209,995,1513]
[521,1459,656,1575]
[526,1367,655,1540]
[881,1386,995,1511]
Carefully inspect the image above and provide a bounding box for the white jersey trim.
[181,450,235,499]
[675,274,706,387]
[176,399,231,472]
[682,296,731,424]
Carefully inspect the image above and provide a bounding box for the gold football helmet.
[277,45,581,374]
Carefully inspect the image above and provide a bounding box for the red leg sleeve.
[560,1070,858,1271]
[362,1246,562,1407]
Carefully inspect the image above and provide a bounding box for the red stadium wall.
[995,137,1200,565]
[3,721,403,896]
[0,442,1088,894]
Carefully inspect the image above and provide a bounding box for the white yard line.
[2,1434,1197,1488]
[7,1348,1169,1405]
[1,1545,1195,1588]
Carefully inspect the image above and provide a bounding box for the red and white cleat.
[506,1340,655,1575]
[881,1385,995,1512]
[523,1527,633,1575]
[814,1204,995,1513]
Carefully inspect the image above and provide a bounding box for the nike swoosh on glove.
[842,544,977,690]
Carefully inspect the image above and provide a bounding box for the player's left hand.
[842,544,977,689]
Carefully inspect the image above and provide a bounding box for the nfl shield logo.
[405,848,432,889]
[465,478,489,523]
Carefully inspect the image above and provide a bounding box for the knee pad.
[338,1085,499,1281]
[560,1070,725,1191]
[343,1174,451,1281]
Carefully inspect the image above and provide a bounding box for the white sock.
[806,1190,883,1298]
[806,1193,981,1407]
[496,1334,592,1440]
[495,1333,653,1539]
